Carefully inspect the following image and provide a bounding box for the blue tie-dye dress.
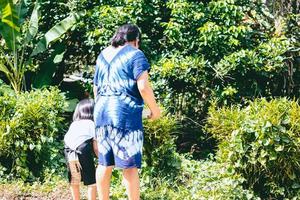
[93,44,150,168]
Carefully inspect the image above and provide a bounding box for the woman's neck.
[126,41,138,49]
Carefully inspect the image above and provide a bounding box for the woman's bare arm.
[137,71,161,120]
[93,85,97,99]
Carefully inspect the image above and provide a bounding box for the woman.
[93,24,160,200]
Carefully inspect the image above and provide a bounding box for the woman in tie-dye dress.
[93,24,161,200]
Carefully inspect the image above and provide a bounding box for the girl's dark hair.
[111,24,141,48]
[73,99,94,121]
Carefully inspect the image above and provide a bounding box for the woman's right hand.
[148,107,161,120]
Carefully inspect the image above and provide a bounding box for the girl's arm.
[137,71,161,120]
[92,139,98,157]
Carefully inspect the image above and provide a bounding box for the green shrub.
[206,101,246,142]
[143,113,181,180]
[141,113,257,199]
[207,98,300,198]
[181,159,258,200]
[0,80,15,97]
[152,55,210,119]
[140,157,258,200]
[0,87,67,181]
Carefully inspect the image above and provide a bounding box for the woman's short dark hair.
[73,99,94,121]
[111,24,141,48]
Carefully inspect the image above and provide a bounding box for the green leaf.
[275,145,284,152]
[32,44,65,88]
[30,12,82,57]
[282,137,290,143]
[0,0,26,50]
[265,121,272,128]
[287,170,296,180]
[53,50,65,64]
[24,1,40,45]
[262,138,271,146]
[0,80,14,96]
[36,144,41,151]
[281,118,290,125]
[41,135,46,143]
[269,151,277,160]
[29,143,35,150]
[0,60,11,76]
[292,183,300,189]
[260,149,268,157]
[258,157,266,166]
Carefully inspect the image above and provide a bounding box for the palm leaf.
[0,0,26,51]
[0,58,15,87]
[30,12,82,57]
[24,1,40,44]
[0,60,10,76]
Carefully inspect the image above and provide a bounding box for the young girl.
[64,99,98,200]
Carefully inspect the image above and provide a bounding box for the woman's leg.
[87,184,97,200]
[70,184,80,200]
[96,165,113,200]
[122,168,140,200]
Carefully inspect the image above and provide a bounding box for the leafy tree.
[0,0,81,93]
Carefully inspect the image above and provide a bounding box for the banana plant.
[0,0,82,93]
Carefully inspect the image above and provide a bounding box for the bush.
[142,114,257,199]
[151,55,214,158]
[0,87,67,181]
[143,112,181,180]
[0,80,14,96]
[206,101,246,142]
[139,157,258,200]
[206,98,300,198]
[180,159,258,200]
[152,55,210,119]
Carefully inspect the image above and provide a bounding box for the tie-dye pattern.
[93,45,150,130]
[93,45,150,168]
[96,126,143,168]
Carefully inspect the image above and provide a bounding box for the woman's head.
[111,24,141,48]
[73,99,94,121]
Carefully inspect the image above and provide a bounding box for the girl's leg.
[96,165,114,200]
[87,184,97,200]
[70,184,80,200]
[122,168,140,200]
[69,160,81,200]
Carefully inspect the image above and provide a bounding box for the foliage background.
[0,0,299,199]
